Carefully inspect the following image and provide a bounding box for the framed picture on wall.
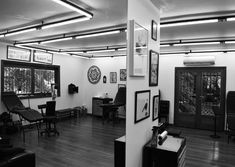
[7,46,31,62]
[110,72,117,83]
[120,69,127,81]
[151,20,158,41]
[135,90,150,123]
[149,50,159,86]
[152,95,160,121]
[33,50,53,64]
[129,20,148,77]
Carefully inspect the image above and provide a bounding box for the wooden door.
[174,67,226,130]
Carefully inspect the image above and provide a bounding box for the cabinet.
[143,135,186,167]
[114,135,125,167]
[92,97,113,116]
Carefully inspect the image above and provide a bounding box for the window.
[1,60,60,98]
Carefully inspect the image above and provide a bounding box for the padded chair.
[159,100,170,123]
[1,92,43,142]
[99,87,126,126]
[40,101,59,136]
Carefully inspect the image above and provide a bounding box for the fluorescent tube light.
[160,19,218,28]
[75,30,121,39]
[87,49,116,53]
[41,17,90,29]
[5,28,37,37]
[51,0,93,18]
[117,48,127,51]
[225,41,235,44]
[15,42,39,46]
[0,34,4,38]
[227,17,235,21]
[174,42,220,46]
[160,44,171,47]
[40,37,73,44]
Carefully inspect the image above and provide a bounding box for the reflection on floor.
[6,117,235,167]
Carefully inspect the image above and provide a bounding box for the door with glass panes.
[174,67,226,130]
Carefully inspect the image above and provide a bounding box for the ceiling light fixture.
[4,27,37,37]
[15,42,39,46]
[160,19,218,27]
[41,16,90,29]
[51,0,93,18]
[227,17,235,21]
[87,49,116,53]
[75,30,121,39]
[0,34,4,38]
[174,41,221,46]
[40,37,73,44]
[225,41,235,44]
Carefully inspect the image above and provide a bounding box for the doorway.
[174,67,226,131]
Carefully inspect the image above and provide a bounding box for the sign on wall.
[7,46,31,62]
[33,50,53,64]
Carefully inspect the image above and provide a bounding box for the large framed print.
[87,65,101,84]
[152,95,160,121]
[33,50,53,64]
[7,46,31,62]
[149,50,159,86]
[135,90,150,123]
[129,20,148,77]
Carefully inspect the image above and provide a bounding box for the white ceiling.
[0,0,235,55]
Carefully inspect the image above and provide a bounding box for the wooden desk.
[143,135,186,167]
[92,97,113,117]
[114,135,125,167]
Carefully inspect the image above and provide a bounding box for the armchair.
[99,87,126,126]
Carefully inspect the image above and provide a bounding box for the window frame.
[1,60,60,99]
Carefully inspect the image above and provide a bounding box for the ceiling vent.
[183,56,215,66]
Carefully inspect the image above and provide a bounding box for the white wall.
[81,57,126,114]
[159,53,235,124]
[126,0,160,167]
[0,42,87,116]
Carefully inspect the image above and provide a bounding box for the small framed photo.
[151,20,158,41]
[118,84,126,89]
[7,46,31,62]
[152,95,160,121]
[135,90,150,123]
[149,50,159,86]
[120,69,127,81]
[110,72,117,83]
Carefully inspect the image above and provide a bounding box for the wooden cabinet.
[92,97,113,116]
[114,135,125,167]
[143,135,186,167]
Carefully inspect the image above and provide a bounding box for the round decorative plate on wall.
[87,65,101,84]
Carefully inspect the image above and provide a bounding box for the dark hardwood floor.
[9,116,125,167]
[5,117,235,167]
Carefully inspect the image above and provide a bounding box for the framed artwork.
[110,72,117,83]
[33,50,53,64]
[152,95,160,121]
[120,69,127,81]
[103,76,107,83]
[118,84,126,89]
[151,20,158,41]
[135,90,150,123]
[149,50,159,86]
[87,65,101,84]
[7,46,31,62]
[129,20,148,77]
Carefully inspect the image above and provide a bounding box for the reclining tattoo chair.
[1,92,43,142]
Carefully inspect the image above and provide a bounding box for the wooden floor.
[6,117,235,167]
